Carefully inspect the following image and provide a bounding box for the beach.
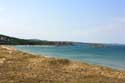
[0,45,125,83]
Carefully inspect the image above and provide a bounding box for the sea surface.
[13,44,125,70]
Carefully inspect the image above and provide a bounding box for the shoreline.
[0,45,125,83]
[13,45,125,71]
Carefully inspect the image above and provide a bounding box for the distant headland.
[0,34,121,47]
[0,34,73,46]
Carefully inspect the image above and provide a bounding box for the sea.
[13,43,125,70]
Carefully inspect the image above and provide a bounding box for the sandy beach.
[0,45,125,83]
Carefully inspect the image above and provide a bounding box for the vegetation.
[0,34,73,45]
[0,46,125,83]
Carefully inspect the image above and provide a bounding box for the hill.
[0,34,73,45]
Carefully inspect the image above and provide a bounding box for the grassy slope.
[0,46,125,83]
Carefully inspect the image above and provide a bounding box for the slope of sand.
[0,45,125,83]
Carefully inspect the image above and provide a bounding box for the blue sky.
[0,0,125,44]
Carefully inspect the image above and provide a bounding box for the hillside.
[0,34,73,45]
[0,45,125,83]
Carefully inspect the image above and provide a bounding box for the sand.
[0,45,125,83]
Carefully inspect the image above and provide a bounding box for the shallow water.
[13,44,125,70]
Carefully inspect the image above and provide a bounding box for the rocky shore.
[0,45,125,83]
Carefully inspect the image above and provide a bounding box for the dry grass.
[0,45,125,83]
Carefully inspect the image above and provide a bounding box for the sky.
[0,0,125,44]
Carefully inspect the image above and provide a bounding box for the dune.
[0,45,125,83]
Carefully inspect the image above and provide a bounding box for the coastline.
[0,45,125,83]
[13,45,125,70]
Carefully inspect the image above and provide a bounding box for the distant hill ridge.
[0,34,73,45]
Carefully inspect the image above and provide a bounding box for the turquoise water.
[13,44,125,70]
